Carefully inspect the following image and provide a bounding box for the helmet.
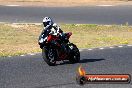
[43,17,53,27]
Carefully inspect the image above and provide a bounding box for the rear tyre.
[69,43,80,63]
[42,47,56,66]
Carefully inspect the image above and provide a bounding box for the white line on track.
[8,56,11,57]
[29,53,35,55]
[79,49,83,52]
[118,46,123,48]
[88,49,93,51]
[127,45,132,46]
[99,48,104,50]
[5,5,20,7]
[109,47,114,49]
[20,55,25,57]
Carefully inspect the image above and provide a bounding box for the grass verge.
[0,23,132,57]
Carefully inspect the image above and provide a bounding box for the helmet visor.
[43,22,47,27]
[43,21,50,27]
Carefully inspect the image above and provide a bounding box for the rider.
[38,17,67,49]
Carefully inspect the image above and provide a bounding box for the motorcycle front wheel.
[42,47,56,66]
[68,43,80,63]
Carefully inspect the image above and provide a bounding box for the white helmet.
[43,17,53,27]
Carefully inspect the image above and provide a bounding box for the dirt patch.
[0,0,131,7]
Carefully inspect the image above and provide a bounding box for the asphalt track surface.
[0,45,132,88]
[0,5,132,24]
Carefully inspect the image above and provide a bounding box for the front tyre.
[42,47,56,66]
[69,43,80,63]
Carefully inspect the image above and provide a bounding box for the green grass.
[0,23,132,57]
[61,24,132,48]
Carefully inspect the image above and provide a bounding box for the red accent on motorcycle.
[67,32,72,39]
[47,35,59,42]
[47,35,52,42]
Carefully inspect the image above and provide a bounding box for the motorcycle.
[41,32,80,66]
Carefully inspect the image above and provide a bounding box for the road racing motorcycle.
[41,32,80,66]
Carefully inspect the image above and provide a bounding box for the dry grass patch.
[0,23,132,57]
[0,24,42,56]
[61,24,132,48]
